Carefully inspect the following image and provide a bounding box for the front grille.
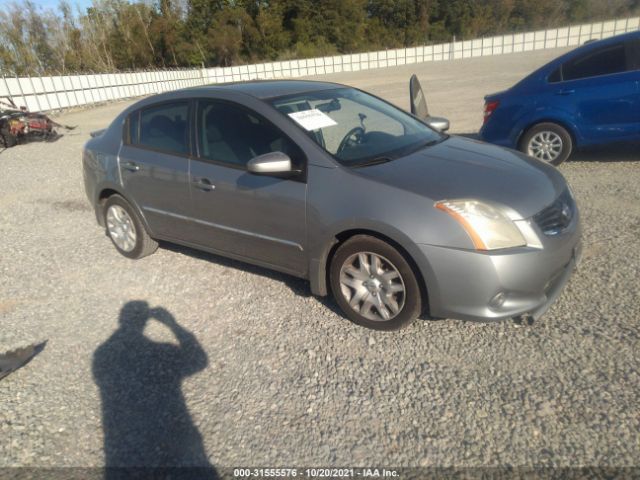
[533,189,575,236]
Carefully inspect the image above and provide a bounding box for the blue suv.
[480,31,640,165]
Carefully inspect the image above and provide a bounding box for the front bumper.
[416,214,581,322]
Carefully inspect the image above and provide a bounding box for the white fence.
[1,16,638,112]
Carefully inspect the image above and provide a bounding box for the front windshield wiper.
[351,156,392,168]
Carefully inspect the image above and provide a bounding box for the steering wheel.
[337,127,365,155]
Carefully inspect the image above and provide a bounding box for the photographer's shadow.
[93,301,218,479]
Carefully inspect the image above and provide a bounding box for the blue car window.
[562,42,629,81]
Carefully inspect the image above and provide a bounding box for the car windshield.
[269,87,444,166]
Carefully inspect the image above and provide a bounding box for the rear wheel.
[520,122,572,166]
[103,195,158,259]
[329,235,422,330]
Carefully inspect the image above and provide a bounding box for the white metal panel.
[19,77,34,94]
[5,77,22,98]
[544,28,558,48]
[46,93,60,110]
[567,25,581,45]
[481,38,493,56]
[602,20,616,36]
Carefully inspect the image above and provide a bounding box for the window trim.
[123,99,193,158]
[193,98,308,181]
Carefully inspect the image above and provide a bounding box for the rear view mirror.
[409,74,450,132]
[247,152,293,175]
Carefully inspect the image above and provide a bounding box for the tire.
[329,235,422,330]
[103,194,158,259]
[1,129,17,148]
[519,122,572,166]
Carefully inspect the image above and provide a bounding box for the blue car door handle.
[555,89,575,96]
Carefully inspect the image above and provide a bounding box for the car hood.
[353,136,567,219]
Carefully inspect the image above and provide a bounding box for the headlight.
[435,199,526,250]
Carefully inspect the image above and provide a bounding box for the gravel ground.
[1,47,639,476]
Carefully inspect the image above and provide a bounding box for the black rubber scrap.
[0,341,46,381]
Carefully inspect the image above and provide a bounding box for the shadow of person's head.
[118,300,150,332]
[118,300,182,337]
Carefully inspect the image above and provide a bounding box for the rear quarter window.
[548,67,562,83]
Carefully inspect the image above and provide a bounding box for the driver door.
[186,99,307,275]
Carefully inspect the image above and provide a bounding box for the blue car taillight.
[483,100,500,124]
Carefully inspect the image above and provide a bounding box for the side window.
[197,100,304,169]
[562,43,628,81]
[132,102,189,155]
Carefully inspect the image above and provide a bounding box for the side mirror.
[425,116,450,132]
[247,151,293,175]
[410,73,450,132]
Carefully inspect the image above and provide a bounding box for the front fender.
[307,219,440,312]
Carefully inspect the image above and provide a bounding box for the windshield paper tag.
[288,109,337,131]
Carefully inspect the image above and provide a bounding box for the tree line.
[1,0,638,75]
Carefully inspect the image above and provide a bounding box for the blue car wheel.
[519,122,573,166]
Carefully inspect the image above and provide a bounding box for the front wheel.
[329,235,422,330]
[519,122,572,166]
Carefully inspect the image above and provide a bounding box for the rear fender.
[513,109,583,148]
[93,182,153,236]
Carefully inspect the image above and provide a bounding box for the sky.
[28,0,99,13]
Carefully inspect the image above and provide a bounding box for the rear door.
[119,100,193,238]
[555,40,639,143]
[186,99,307,275]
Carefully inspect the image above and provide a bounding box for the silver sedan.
[83,79,581,330]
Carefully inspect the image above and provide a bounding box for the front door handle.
[555,89,575,96]
[122,161,139,172]
[192,177,215,191]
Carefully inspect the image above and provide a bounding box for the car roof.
[552,30,640,64]
[514,30,640,87]
[186,80,345,100]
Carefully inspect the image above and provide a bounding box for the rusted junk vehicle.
[0,97,74,148]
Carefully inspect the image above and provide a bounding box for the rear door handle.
[192,177,215,191]
[122,161,139,172]
[555,89,575,96]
